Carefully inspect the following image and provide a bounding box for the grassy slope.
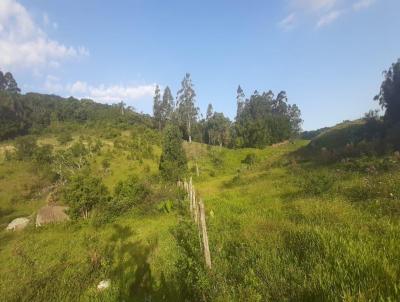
[188,141,400,301]
[1,135,399,301]
[0,131,178,301]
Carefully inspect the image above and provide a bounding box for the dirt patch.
[36,205,70,227]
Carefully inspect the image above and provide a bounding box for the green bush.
[300,171,336,196]
[241,153,257,167]
[113,175,151,211]
[56,131,72,145]
[14,135,38,160]
[63,173,110,219]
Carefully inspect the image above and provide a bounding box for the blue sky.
[1,0,399,130]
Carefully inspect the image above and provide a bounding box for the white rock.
[6,217,30,231]
[97,279,111,291]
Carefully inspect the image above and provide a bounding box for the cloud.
[73,82,157,103]
[43,79,157,104]
[278,13,297,30]
[280,0,377,29]
[0,0,88,70]
[316,10,343,27]
[290,0,338,12]
[353,0,375,11]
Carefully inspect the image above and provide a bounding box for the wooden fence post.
[199,198,212,269]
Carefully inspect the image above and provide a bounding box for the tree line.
[153,74,303,148]
[0,70,152,140]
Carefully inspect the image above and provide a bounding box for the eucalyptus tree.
[176,73,199,143]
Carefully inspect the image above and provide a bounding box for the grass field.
[1,131,399,301]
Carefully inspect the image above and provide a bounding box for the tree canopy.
[0,71,20,93]
[234,90,302,148]
[375,58,400,125]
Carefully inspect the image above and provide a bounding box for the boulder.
[36,205,69,227]
[97,279,111,291]
[6,217,30,231]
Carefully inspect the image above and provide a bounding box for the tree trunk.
[188,119,192,143]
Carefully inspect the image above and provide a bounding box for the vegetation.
[159,124,188,182]
[1,59,400,301]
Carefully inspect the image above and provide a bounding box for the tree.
[0,71,21,93]
[63,174,110,219]
[234,90,302,148]
[0,71,5,91]
[159,124,187,181]
[206,103,214,120]
[176,73,199,143]
[205,112,231,146]
[375,58,400,125]
[161,86,174,128]
[236,85,245,120]
[153,85,162,130]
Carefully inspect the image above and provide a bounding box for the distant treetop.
[0,70,20,93]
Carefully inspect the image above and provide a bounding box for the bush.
[159,125,187,182]
[300,171,336,196]
[57,131,72,145]
[63,174,110,219]
[242,153,256,167]
[113,175,151,211]
[14,135,37,160]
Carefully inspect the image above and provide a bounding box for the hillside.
[1,124,399,300]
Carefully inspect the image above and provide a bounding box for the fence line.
[178,177,212,269]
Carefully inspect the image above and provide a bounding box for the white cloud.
[316,10,343,27]
[44,74,63,92]
[0,0,88,70]
[43,81,156,104]
[290,0,338,12]
[280,0,377,30]
[78,83,157,103]
[353,0,375,11]
[278,13,297,30]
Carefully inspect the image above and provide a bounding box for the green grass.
[1,130,400,301]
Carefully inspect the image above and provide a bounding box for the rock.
[97,279,111,291]
[36,205,70,227]
[6,217,30,231]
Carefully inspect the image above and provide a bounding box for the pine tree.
[159,124,187,181]
[176,73,198,143]
[153,85,162,130]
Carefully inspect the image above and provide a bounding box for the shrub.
[14,135,37,160]
[57,131,72,145]
[113,175,151,211]
[159,125,187,182]
[242,153,256,167]
[63,174,110,219]
[300,171,336,196]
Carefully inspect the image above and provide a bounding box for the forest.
[0,57,399,301]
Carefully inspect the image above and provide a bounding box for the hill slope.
[1,128,400,301]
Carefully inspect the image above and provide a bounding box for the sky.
[1,0,399,130]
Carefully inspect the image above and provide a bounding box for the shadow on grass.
[106,224,178,301]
